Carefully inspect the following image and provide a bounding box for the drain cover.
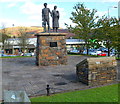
[3,71,10,74]
[53,74,63,77]
[54,82,67,86]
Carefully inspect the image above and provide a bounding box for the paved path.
[2,56,88,97]
[1,56,120,98]
[0,59,2,101]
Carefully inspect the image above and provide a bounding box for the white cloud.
[0,0,31,2]
[28,16,40,20]
[20,2,42,15]
[96,11,108,17]
[0,2,67,28]
[0,18,35,27]
[8,3,17,8]
[0,0,119,2]
[20,2,66,16]
[0,18,18,27]
[101,0,119,2]
[20,2,67,28]
[1,0,118,28]
[95,6,118,18]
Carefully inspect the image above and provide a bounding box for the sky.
[0,0,119,29]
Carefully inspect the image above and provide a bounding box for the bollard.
[46,84,50,96]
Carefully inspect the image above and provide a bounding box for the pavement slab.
[1,56,120,99]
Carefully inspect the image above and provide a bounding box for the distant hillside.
[0,26,76,38]
[0,26,44,37]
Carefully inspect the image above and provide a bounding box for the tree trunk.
[107,41,110,57]
[117,49,120,58]
[86,40,89,55]
[87,48,89,55]
[108,46,110,56]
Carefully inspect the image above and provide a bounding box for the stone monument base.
[35,32,67,66]
[76,57,117,86]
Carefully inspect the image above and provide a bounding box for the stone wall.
[76,57,117,86]
[36,33,67,66]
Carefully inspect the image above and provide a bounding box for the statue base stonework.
[35,32,67,66]
[76,57,117,86]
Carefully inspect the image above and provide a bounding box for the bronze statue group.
[42,3,59,32]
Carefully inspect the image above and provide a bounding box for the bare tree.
[17,27,31,53]
[0,23,10,51]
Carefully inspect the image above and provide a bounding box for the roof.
[66,39,85,44]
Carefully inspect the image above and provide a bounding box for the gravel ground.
[1,56,120,98]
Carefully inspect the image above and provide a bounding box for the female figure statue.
[51,6,59,32]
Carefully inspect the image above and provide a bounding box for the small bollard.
[46,84,50,96]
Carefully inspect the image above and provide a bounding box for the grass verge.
[68,53,120,60]
[0,56,32,58]
[30,84,119,103]
[116,57,120,60]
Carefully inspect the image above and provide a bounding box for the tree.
[66,3,98,54]
[0,24,10,50]
[17,27,31,53]
[96,16,119,56]
[111,20,120,57]
[88,38,102,49]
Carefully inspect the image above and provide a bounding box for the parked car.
[23,53,32,56]
[82,50,87,54]
[31,52,35,56]
[110,52,115,56]
[100,48,108,52]
[0,54,17,57]
[97,53,107,56]
[70,50,79,53]
[82,50,96,55]
[89,51,102,55]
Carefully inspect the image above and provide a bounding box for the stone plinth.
[35,32,67,66]
[76,57,117,86]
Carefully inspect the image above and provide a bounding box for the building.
[66,39,85,51]
[2,37,85,54]
[3,37,37,54]
[0,28,86,54]
[118,1,120,20]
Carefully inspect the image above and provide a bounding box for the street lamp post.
[108,6,117,19]
[107,6,117,56]
[12,24,15,54]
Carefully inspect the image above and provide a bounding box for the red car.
[97,53,107,56]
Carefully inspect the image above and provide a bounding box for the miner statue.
[42,3,60,32]
[42,3,51,32]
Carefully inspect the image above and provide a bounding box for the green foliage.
[88,39,101,49]
[65,3,98,54]
[96,16,119,56]
[31,84,118,102]
[66,3,120,57]
[0,56,32,58]
[111,23,120,56]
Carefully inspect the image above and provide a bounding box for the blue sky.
[0,0,119,29]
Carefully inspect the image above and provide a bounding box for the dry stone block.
[76,57,117,86]
[35,33,67,66]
